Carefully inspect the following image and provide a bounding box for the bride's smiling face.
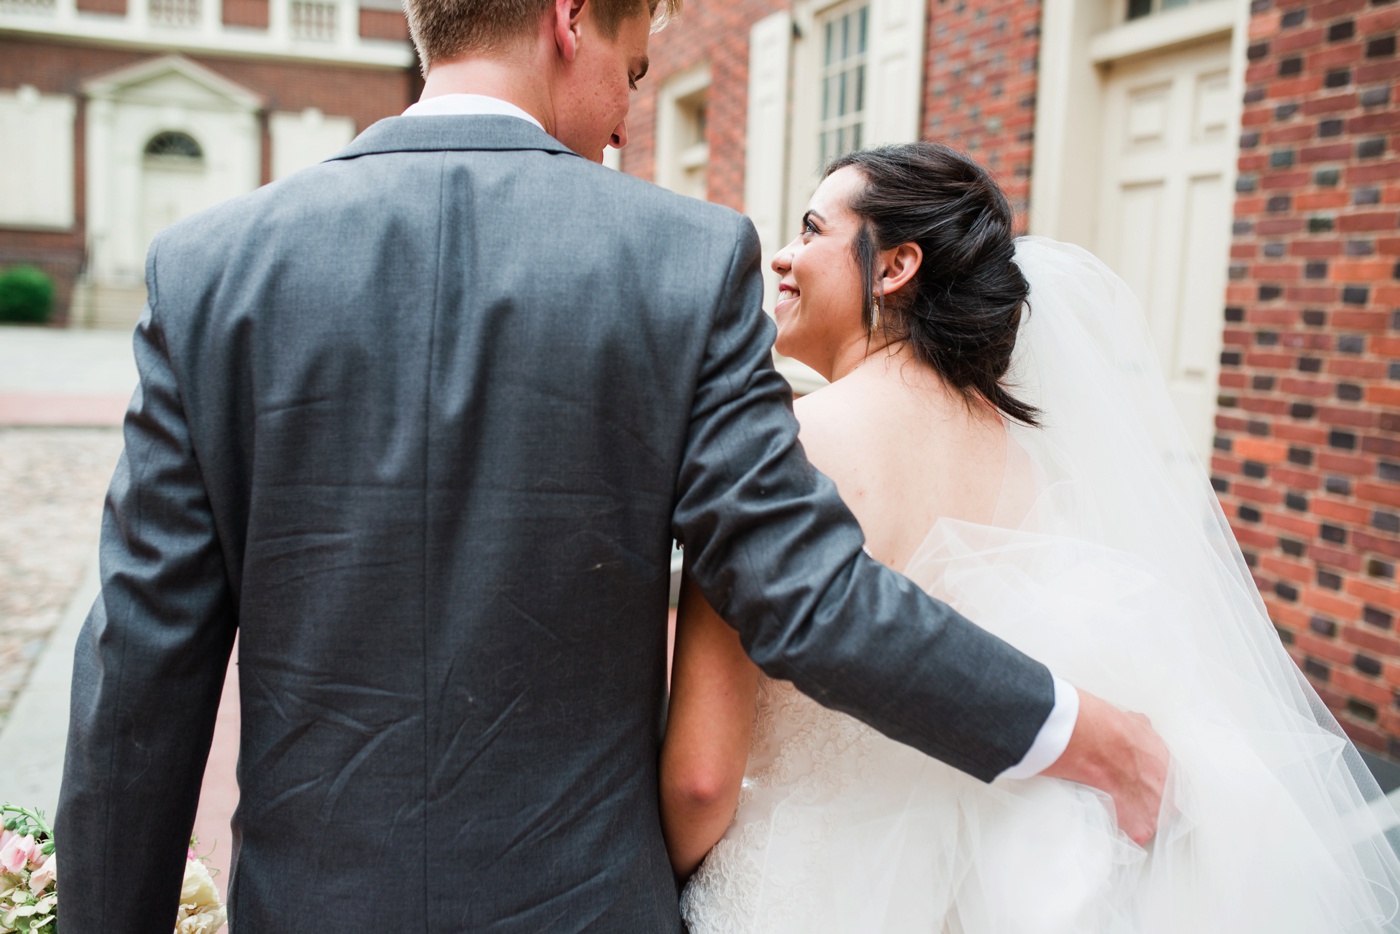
[771,167,870,378]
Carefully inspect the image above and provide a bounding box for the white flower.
[27,851,55,895]
[174,859,227,934]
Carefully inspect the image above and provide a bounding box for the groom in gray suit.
[58,0,1167,929]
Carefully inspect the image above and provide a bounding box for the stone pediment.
[83,55,262,112]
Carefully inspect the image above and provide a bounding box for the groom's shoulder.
[576,158,746,231]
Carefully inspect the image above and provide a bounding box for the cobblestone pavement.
[0,427,123,727]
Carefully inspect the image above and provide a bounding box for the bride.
[661,142,1400,932]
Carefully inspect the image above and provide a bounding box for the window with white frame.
[817,1,869,167]
[1125,0,1225,21]
[655,65,711,200]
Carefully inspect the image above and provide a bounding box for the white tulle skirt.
[681,522,1400,933]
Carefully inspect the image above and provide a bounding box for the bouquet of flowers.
[0,806,56,934]
[0,804,227,934]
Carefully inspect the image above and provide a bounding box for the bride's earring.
[871,290,883,332]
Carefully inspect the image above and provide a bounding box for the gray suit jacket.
[58,116,1055,932]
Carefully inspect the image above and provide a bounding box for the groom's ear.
[879,242,923,298]
[552,0,588,62]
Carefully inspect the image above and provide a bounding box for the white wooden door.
[141,159,213,262]
[1096,39,1233,462]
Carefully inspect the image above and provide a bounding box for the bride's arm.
[660,563,760,881]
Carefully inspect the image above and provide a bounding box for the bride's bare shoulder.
[792,379,883,472]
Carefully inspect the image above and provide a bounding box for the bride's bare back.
[795,348,1007,573]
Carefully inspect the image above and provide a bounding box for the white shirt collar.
[402,93,544,131]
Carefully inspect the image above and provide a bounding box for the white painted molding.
[83,53,263,110]
[0,8,413,67]
[744,9,792,315]
[1088,0,1236,63]
[654,61,711,198]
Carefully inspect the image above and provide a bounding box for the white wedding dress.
[679,239,1400,933]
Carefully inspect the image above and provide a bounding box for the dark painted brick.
[1328,20,1355,41]
[1322,523,1348,543]
[1368,36,1397,58]
[1348,699,1379,722]
[1327,476,1353,496]
[1375,511,1400,533]
[1331,430,1358,449]
[1240,504,1263,522]
[1343,286,1370,304]
[1305,657,1329,680]
[1366,606,1394,629]
[1339,383,1365,401]
[1311,614,1337,636]
[1359,138,1386,158]
[1302,310,1327,327]
[1299,356,1324,372]
[1319,569,1344,590]
[1283,538,1308,557]
[1244,460,1268,478]
[1289,446,1314,465]
[1287,492,1310,511]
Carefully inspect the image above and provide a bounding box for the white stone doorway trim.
[1028,0,1250,246]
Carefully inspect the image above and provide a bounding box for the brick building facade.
[0,0,416,326]
[624,0,1400,758]
[1214,0,1400,757]
[619,0,786,211]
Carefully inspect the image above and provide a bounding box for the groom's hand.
[1041,689,1170,846]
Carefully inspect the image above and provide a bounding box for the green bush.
[0,265,55,324]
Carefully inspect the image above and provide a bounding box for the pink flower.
[28,851,56,894]
[0,833,35,874]
[0,829,13,854]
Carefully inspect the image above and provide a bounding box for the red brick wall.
[0,38,412,130]
[921,0,1040,229]
[76,0,126,15]
[620,0,786,211]
[360,7,409,41]
[1215,0,1400,756]
[223,0,268,29]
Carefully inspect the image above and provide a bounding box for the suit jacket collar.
[328,115,583,161]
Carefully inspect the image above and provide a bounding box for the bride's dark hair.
[825,142,1039,427]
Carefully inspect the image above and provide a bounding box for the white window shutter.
[0,89,76,229]
[744,10,793,314]
[864,0,926,146]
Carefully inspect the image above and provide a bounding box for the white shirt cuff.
[995,676,1080,780]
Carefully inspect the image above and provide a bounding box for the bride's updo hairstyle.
[825,142,1039,427]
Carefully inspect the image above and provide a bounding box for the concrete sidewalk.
[0,325,137,426]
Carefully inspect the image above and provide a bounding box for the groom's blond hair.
[405,0,680,71]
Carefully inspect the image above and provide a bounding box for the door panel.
[1097,39,1233,463]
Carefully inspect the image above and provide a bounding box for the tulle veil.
[904,236,1400,931]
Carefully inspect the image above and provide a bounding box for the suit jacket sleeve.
[57,236,237,933]
[672,215,1056,781]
